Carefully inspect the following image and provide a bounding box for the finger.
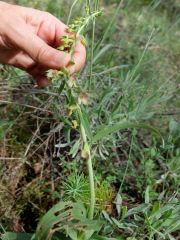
[27,64,48,77]
[37,14,68,47]
[0,49,35,70]
[22,9,68,47]
[27,64,50,87]
[8,23,71,69]
[67,41,86,75]
[34,75,50,87]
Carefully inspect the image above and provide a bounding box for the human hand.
[0,1,86,86]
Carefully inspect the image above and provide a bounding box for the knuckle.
[62,55,71,67]
[35,45,49,63]
[43,11,52,18]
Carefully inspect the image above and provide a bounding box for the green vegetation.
[0,0,180,239]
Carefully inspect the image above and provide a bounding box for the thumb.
[12,26,71,69]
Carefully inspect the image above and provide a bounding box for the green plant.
[95,181,115,214]
[103,192,180,239]
[1,2,103,240]
[46,4,102,222]
[1,0,180,239]
[62,174,115,214]
[63,173,90,203]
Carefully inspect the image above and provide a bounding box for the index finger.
[48,15,86,73]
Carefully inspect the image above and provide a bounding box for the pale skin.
[0,1,86,86]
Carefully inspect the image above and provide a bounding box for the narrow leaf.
[1,232,33,240]
[92,121,161,143]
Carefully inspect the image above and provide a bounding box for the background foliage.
[0,0,180,239]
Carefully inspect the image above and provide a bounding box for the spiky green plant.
[63,173,90,202]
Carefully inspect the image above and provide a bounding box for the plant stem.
[87,0,92,13]
[76,11,101,36]
[89,18,95,89]
[80,121,95,220]
[67,0,79,25]
[95,0,99,10]
[50,4,100,221]
[86,144,95,220]
[83,1,96,217]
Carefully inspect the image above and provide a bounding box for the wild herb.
[46,5,102,222]
[1,1,180,240]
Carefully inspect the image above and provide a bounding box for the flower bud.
[81,149,89,160]
[71,120,78,129]
[78,92,90,105]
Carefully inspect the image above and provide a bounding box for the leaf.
[93,235,124,240]
[168,234,177,240]
[79,107,92,140]
[58,79,66,93]
[151,201,160,215]
[35,201,72,240]
[66,229,77,240]
[96,88,116,115]
[34,201,103,240]
[69,139,81,158]
[121,206,127,220]
[111,218,137,232]
[115,193,122,217]
[102,211,113,224]
[149,204,174,221]
[169,118,180,139]
[145,186,150,204]
[125,204,150,218]
[1,232,33,240]
[93,44,114,63]
[92,121,161,143]
[165,219,180,235]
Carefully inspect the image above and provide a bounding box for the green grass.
[0,0,180,239]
